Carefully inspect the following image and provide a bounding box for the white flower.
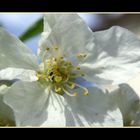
[1,14,140,126]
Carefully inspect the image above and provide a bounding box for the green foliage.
[20,18,43,42]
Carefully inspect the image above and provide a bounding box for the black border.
[0,0,140,12]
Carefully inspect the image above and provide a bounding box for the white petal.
[4,81,49,126]
[0,83,15,126]
[111,74,140,126]
[4,81,66,126]
[64,87,123,126]
[3,82,123,126]
[38,14,94,60]
[0,67,38,82]
[0,28,38,70]
[126,74,140,126]
[112,84,140,126]
[80,26,140,87]
[41,91,66,127]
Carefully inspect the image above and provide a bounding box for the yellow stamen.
[77,54,82,59]
[37,73,41,78]
[77,67,81,70]
[46,48,50,51]
[81,73,85,76]
[54,76,62,83]
[67,62,72,65]
[68,82,89,96]
[37,73,46,80]
[62,88,78,97]
[75,83,89,96]
[55,86,62,93]
[52,57,57,62]
[39,53,88,97]
[48,75,52,79]
[67,83,76,89]
[83,54,87,58]
[54,45,59,50]
[77,54,87,59]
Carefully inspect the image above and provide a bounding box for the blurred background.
[0,13,140,54]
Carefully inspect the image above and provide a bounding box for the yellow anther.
[77,54,87,59]
[55,87,62,93]
[37,73,41,78]
[84,91,89,96]
[54,76,62,83]
[77,67,81,70]
[67,83,76,89]
[46,48,50,51]
[67,62,72,65]
[62,88,78,97]
[54,45,59,50]
[71,83,76,89]
[48,76,52,80]
[83,54,87,58]
[37,73,46,80]
[73,83,89,96]
[52,57,57,62]
[77,54,82,59]
[81,73,85,76]
[73,92,78,96]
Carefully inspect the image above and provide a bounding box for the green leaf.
[20,18,43,42]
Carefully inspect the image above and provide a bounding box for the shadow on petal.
[3,81,50,126]
[0,82,15,126]
[64,87,122,126]
[116,83,140,126]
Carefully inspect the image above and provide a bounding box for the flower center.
[46,57,74,84]
[37,46,89,97]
